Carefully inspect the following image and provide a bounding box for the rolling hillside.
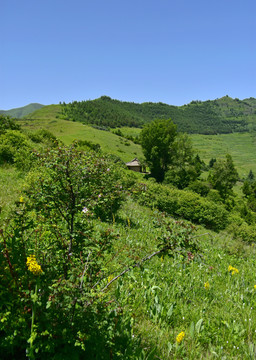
[59,95,256,134]
[19,99,256,176]
[0,103,44,118]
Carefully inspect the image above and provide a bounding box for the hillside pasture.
[190,132,256,178]
[19,118,144,163]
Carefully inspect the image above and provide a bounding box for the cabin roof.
[125,158,141,167]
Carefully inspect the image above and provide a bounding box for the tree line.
[60,96,253,134]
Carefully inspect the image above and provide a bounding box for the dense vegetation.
[59,95,256,134]
[2,112,256,359]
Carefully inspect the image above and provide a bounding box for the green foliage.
[140,119,177,182]
[134,182,229,231]
[229,221,256,243]
[163,133,201,189]
[58,95,256,134]
[0,130,32,167]
[61,97,143,128]
[27,129,58,146]
[0,128,58,170]
[0,145,201,359]
[73,139,101,152]
[0,146,132,358]
[0,114,20,133]
[26,145,125,223]
[186,180,210,197]
[208,154,239,199]
[242,179,256,212]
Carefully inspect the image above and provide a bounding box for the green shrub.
[229,222,256,243]
[0,144,201,358]
[135,182,229,231]
[186,180,210,197]
[0,114,20,133]
[0,130,32,167]
[0,145,134,358]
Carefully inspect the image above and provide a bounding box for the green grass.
[20,104,256,176]
[20,118,144,163]
[107,198,256,359]
[2,147,256,357]
[190,132,256,178]
[114,129,256,179]
[0,165,25,219]
[24,104,61,120]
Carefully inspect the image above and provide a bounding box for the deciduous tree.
[140,119,177,182]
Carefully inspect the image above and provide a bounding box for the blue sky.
[1,0,255,109]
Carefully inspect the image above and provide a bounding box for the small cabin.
[126,158,142,172]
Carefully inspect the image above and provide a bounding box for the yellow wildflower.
[254,285,256,290]
[228,265,239,275]
[19,196,24,203]
[176,331,185,344]
[26,255,42,276]
[107,274,114,283]
[204,281,210,290]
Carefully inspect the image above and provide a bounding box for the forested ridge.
[60,95,256,134]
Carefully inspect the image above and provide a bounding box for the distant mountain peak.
[0,103,45,118]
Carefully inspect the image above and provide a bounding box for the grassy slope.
[20,106,144,163]
[2,105,256,357]
[190,132,256,178]
[20,104,256,177]
[0,165,26,218]
[110,198,256,359]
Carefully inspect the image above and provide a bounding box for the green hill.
[19,115,144,164]
[0,103,44,118]
[24,104,61,120]
[59,95,256,134]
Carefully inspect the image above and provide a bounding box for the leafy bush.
[186,180,210,197]
[0,130,32,167]
[27,129,58,146]
[0,145,132,358]
[0,114,20,133]
[134,182,229,230]
[229,222,256,243]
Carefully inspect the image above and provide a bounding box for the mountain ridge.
[59,95,256,134]
[0,103,44,118]
[3,95,256,135]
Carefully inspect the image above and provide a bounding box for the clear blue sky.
[1,0,255,109]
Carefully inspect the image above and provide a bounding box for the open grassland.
[20,118,144,163]
[190,132,256,178]
[24,104,61,120]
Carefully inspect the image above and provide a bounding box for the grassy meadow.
[190,132,256,178]
[111,198,256,359]
[2,109,256,358]
[20,119,143,163]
